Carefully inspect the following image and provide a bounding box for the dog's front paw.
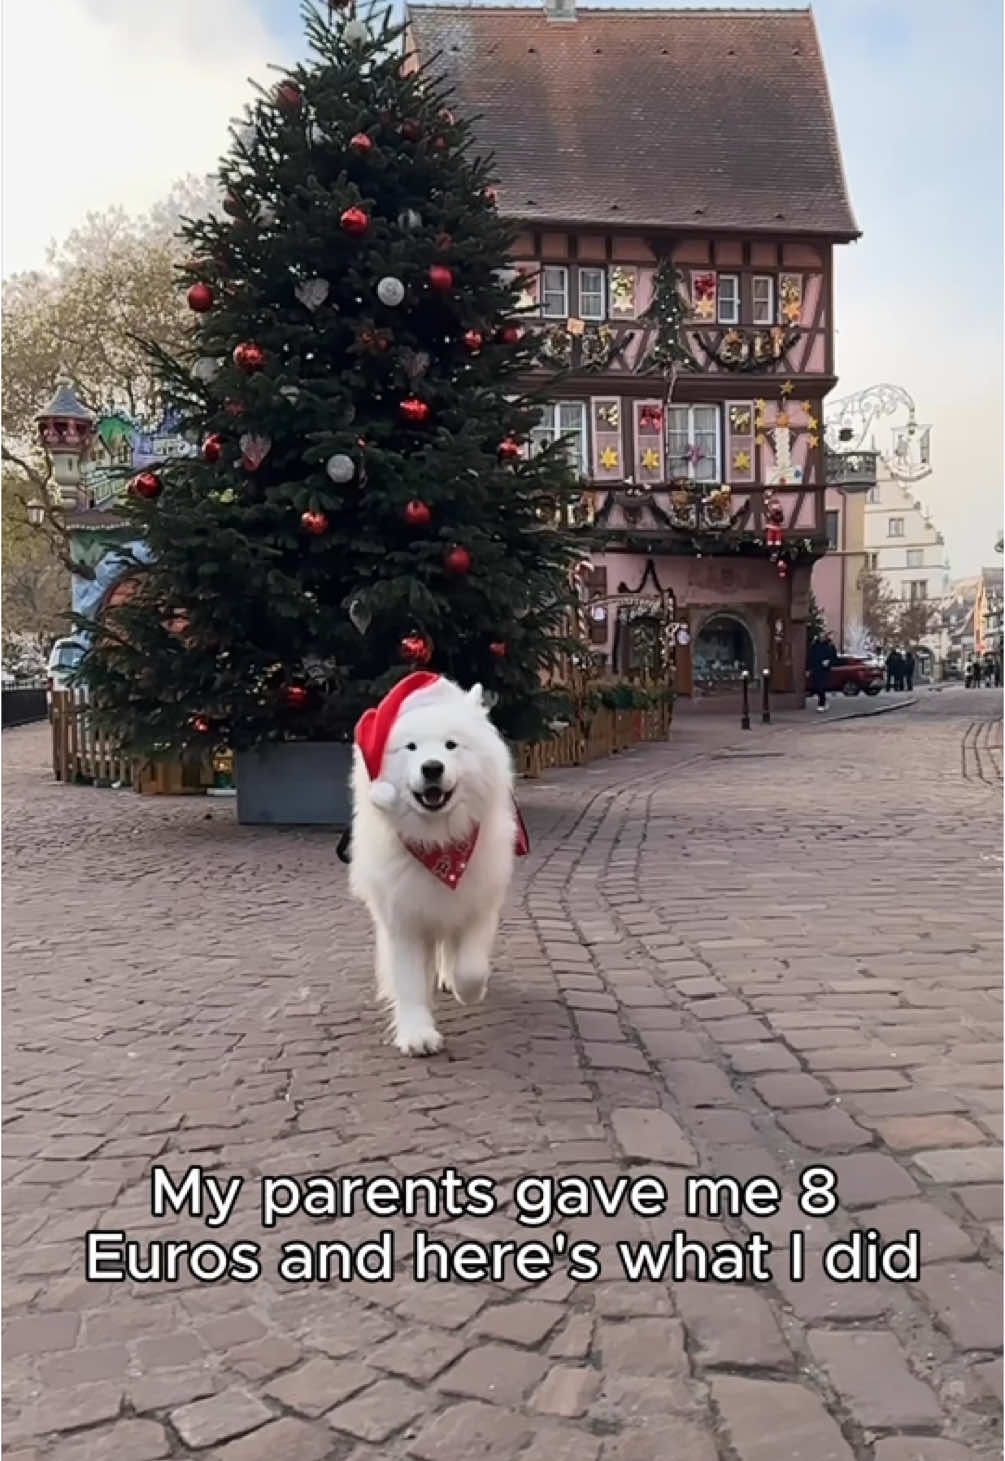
[393,1017,444,1057]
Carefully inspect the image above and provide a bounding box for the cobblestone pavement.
[3,688,1002,1461]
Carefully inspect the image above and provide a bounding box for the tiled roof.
[38,379,95,422]
[406,5,859,237]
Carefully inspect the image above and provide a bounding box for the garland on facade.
[694,323,801,373]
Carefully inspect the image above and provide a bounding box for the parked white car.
[46,638,86,707]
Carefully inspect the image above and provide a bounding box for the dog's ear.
[466,683,485,710]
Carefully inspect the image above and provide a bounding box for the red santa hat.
[354,671,441,807]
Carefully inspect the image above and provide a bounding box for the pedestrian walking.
[995,657,1002,689]
[903,650,915,692]
[972,658,983,689]
[809,635,835,712]
[885,649,900,692]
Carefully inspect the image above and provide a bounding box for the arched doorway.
[693,614,755,694]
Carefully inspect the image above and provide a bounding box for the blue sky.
[3,0,1002,574]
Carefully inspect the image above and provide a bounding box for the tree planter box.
[236,742,352,826]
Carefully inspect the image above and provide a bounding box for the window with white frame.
[578,267,606,320]
[540,265,569,319]
[906,548,924,567]
[867,487,881,503]
[752,275,775,325]
[908,579,927,602]
[667,404,720,482]
[530,401,587,474]
[717,274,739,325]
[888,517,905,537]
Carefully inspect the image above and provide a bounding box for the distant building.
[863,474,950,674]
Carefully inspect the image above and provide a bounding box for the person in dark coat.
[886,649,902,691]
[808,636,834,711]
[972,657,983,688]
[903,650,916,691]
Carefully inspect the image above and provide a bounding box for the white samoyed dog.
[349,672,524,1055]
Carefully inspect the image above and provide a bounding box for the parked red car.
[805,655,884,697]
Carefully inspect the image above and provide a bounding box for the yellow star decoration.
[808,433,820,448]
[755,398,767,412]
[599,445,619,471]
[783,301,801,323]
[733,450,751,471]
[693,296,715,320]
[641,447,661,471]
[801,400,813,413]
[755,433,767,448]
[806,414,819,432]
[780,380,795,397]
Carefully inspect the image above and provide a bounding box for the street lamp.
[26,497,47,528]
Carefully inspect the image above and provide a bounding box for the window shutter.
[590,398,622,481]
[608,266,638,320]
[690,269,717,319]
[634,399,665,485]
[726,402,755,483]
[587,565,608,644]
[513,263,539,312]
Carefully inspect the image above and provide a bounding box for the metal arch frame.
[824,383,932,484]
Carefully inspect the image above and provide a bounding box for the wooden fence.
[516,700,672,778]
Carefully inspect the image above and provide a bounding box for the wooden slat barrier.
[50,691,212,794]
[515,693,672,779]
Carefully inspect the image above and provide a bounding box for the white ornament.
[192,357,222,383]
[279,385,301,404]
[307,123,324,147]
[376,276,405,307]
[239,434,271,470]
[397,208,422,233]
[325,453,355,484]
[348,598,371,634]
[676,628,691,646]
[295,277,330,311]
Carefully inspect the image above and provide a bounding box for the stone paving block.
[474,1301,564,1347]
[206,1418,334,1461]
[807,1329,943,1427]
[530,1363,600,1416]
[263,1356,373,1416]
[872,1115,989,1149]
[710,1375,856,1461]
[955,1185,1002,1221]
[437,1342,548,1403]
[753,1073,831,1107]
[777,1107,872,1150]
[674,1284,792,1370]
[856,1197,977,1261]
[611,1107,697,1165]
[912,1147,1004,1184]
[916,1262,1004,1350]
[326,1378,425,1443]
[4,1383,123,1444]
[406,1400,533,1459]
[873,1441,984,1461]
[46,1420,169,1461]
[600,1419,720,1461]
[829,1152,920,1206]
[171,1389,273,1449]
[596,1318,688,1377]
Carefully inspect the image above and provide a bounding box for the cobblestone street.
[3,689,1002,1460]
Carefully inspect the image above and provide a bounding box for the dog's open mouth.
[413,786,454,811]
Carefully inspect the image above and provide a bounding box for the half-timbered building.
[406,2,861,699]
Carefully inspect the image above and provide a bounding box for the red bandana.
[402,802,529,890]
[404,826,480,889]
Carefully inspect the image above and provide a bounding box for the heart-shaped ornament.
[400,348,431,383]
[295,277,330,312]
[239,433,271,471]
[348,597,372,634]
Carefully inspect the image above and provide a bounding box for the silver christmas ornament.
[397,208,422,233]
[295,277,330,311]
[279,385,301,404]
[192,357,222,383]
[376,276,405,307]
[239,433,271,470]
[325,452,355,484]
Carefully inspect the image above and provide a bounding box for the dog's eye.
[406,742,417,751]
[445,740,457,750]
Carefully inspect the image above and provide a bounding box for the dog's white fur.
[349,678,517,1055]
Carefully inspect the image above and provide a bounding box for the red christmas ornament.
[497,325,522,345]
[224,399,245,417]
[484,186,498,205]
[222,193,243,217]
[404,499,432,527]
[777,559,789,580]
[444,545,472,577]
[340,206,370,236]
[433,136,447,151]
[233,341,265,372]
[438,108,456,125]
[274,81,302,111]
[399,397,430,424]
[301,510,329,536]
[349,131,373,154]
[400,119,422,142]
[462,329,484,354]
[187,283,213,313]
[281,684,310,709]
[428,265,453,293]
[190,716,211,734]
[489,641,508,658]
[202,434,222,464]
[401,634,433,664]
[129,471,162,500]
[358,328,391,353]
[498,437,521,461]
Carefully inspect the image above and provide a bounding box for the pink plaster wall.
[812,554,842,639]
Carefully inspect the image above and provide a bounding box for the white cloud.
[1,0,280,275]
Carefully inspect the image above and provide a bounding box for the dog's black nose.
[421,760,444,782]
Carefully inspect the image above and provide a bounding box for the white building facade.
[864,473,951,672]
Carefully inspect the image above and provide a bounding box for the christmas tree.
[77,3,582,751]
